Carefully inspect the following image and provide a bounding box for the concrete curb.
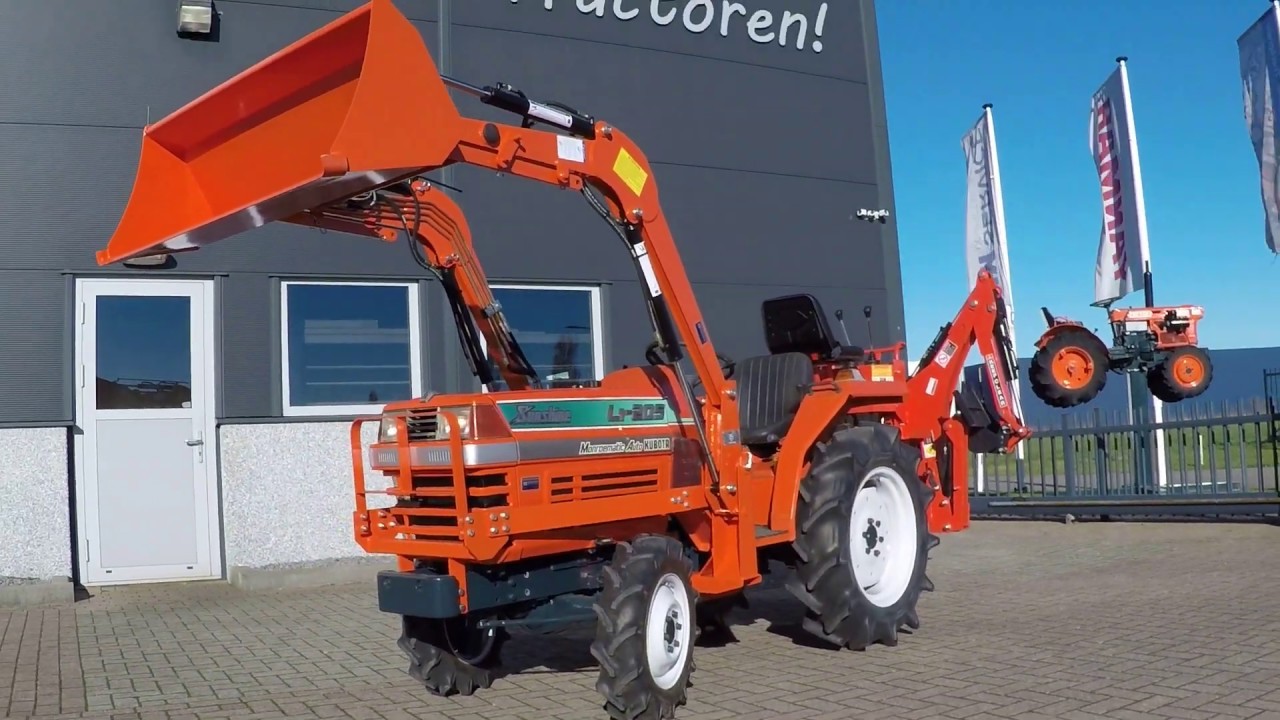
[228,560,396,592]
[0,577,75,608]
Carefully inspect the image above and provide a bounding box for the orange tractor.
[1029,303,1213,409]
[96,2,1031,717]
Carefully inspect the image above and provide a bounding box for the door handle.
[188,430,206,463]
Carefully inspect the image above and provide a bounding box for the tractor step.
[755,525,784,539]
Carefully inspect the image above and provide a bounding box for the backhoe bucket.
[97,0,463,266]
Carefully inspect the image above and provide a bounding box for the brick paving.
[4,520,1280,719]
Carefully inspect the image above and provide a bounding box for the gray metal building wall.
[0,0,904,424]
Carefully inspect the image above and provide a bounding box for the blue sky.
[875,1,1278,358]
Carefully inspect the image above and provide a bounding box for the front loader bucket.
[97,0,463,266]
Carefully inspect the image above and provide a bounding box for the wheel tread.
[787,424,934,651]
[398,618,506,698]
[591,533,698,720]
[1147,345,1213,403]
[1029,327,1110,408]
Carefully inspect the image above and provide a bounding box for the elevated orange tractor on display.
[97,2,1031,718]
[1028,303,1213,409]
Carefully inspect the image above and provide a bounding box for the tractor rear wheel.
[591,534,698,720]
[1148,345,1213,403]
[398,614,508,697]
[1030,327,1110,408]
[787,424,936,650]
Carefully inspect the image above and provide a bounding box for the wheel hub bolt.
[664,609,682,651]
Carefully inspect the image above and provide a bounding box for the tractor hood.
[97,0,462,265]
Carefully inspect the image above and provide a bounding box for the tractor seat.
[734,352,814,446]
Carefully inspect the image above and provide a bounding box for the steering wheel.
[645,340,735,380]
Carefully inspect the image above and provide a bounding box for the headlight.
[378,415,400,443]
[436,407,473,440]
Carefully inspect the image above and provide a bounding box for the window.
[95,295,193,410]
[280,281,422,416]
[483,284,604,384]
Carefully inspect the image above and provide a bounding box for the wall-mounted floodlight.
[177,0,216,37]
[123,253,176,269]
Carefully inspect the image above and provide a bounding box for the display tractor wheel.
[1029,327,1110,408]
[1148,345,1214,403]
[398,614,508,697]
[787,424,937,651]
[591,534,699,720]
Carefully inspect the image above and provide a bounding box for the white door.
[74,278,221,585]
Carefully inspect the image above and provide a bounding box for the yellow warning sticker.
[613,147,649,197]
[870,364,894,382]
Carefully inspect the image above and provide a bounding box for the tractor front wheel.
[787,424,936,650]
[398,614,508,697]
[591,534,698,720]
[1030,327,1110,408]
[1148,345,1213,403]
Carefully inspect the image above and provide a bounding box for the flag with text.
[962,110,1013,301]
[1238,3,1280,255]
[1089,66,1150,307]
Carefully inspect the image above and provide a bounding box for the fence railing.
[970,396,1280,516]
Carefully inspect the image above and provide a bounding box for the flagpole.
[1116,58,1155,308]
[1115,56,1169,491]
[982,103,1028,473]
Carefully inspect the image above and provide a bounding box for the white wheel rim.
[645,573,692,690]
[849,464,919,608]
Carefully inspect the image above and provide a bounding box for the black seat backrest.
[761,293,838,357]
[735,352,814,447]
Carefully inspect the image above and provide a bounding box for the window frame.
[278,279,424,417]
[480,283,606,388]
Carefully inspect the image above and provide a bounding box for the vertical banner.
[1089,58,1167,490]
[1237,0,1280,254]
[1088,61,1152,307]
[962,106,1015,303]
[962,104,1025,487]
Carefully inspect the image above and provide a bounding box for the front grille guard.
[350,411,496,560]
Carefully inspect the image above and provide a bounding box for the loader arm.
[280,178,538,390]
[95,0,734,482]
[904,269,1030,454]
[439,86,729,409]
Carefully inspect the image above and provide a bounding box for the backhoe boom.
[906,270,1028,455]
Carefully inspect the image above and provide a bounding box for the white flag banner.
[962,109,1014,299]
[961,105,1024,432]
[1089,64,1151,307]
[1238,3,1280,255]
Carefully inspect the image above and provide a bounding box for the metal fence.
[969,394,1280,518]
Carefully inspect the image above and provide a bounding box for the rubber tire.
[591,534,699,720]
[398,615,508,698]
[1029,327,1110,408]
[1148,345,1214,403]
[787,424,937,650]
[695,592,746,633]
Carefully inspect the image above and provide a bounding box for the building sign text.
[509,0,830,53]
